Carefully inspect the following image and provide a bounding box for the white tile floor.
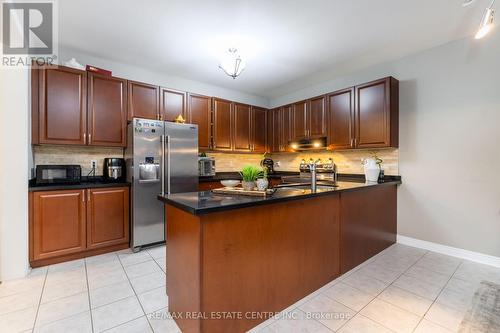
[1,243,499,333]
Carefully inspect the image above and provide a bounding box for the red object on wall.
[86,65,112,76]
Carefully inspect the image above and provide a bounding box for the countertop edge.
[29,181,131,192]
[159,180,401,215]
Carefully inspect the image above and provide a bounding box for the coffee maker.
[261,157,274,174]
[103,158,125,181]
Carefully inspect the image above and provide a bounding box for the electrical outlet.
[275,161,281,167]
[90,160,97,170]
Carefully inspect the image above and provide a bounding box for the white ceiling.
[59,0,486,98]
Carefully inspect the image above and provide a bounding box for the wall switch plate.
[90,160,97,170]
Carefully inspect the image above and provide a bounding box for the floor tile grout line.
[118,250,156,332]
[30,265,48,331]
[411,259,465,333]
[85,255,104,333]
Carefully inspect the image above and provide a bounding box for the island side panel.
[340,184,397,273]
[166,204,202,333]
[200,194,341,333]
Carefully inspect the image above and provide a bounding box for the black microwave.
[35,165,82,185]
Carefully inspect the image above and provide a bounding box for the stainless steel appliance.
[35,165,81,185]
[281,158,338,185]
[198,157,215,176]
[125,118,198,250]
[103,158,125,181]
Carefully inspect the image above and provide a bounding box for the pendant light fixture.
[218,48,246,79]
[475,0,496,39]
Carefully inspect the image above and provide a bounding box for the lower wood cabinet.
[29,187,130,267]
[87,187,129,250]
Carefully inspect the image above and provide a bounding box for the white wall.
[0,67,30,280]
[270,32,500,258]
[59,47,270,108]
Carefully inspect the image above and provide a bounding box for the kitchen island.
[158,177,400,333]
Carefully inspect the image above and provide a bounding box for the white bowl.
[221,180,240,188]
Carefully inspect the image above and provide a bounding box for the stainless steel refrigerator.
[125,118,198,250]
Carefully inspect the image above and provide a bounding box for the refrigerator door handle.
[161,135,165,195]
[166,135,171,194]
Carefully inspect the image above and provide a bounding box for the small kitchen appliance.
[103,158,125,181]
[35,165,82,185]
[198,157,216,176]
[261,157,275,174]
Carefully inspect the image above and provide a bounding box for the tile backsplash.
[270,148,399,175]
[206,152,265,172]
[33,145,124,176]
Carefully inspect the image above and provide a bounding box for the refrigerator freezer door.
[164,122,199,194]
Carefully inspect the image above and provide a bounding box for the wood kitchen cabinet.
[160,88,186,122]
[292,100,308,139]
[251,106,267,153]
[232,103,252,152]
[86,187,129,250]
[32,66,87,145]
[355,77,399,148]
[270,108,282,152]
[29,187,130,267]
[31,190,87,261]
[281,105,293,151]
[212,98,233,151]
[87,73,128,147]
[187,93,212,151]
[127,81,159,121]
[327,88,355,150]
[309,95,327,138]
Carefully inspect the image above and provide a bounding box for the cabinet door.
[252,107,267,153]
[292,100,308,139]
[309,95,327,138]
[187,93,211,151]
[233,103,252,152]
[213,98,233,151]
[355,78,392,148]
[281,105,293,151]
[271,108,282,152]
[38,66,87,145]
[266,110,274,153]
[87,187,129,250]
[32,190,86,260]
[128,81,159,120]
[160,88,186,122]
[328,88,354,150]
[88,74,128,147]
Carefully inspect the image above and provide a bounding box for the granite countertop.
[29,176,130,191]
[199,171,299,182]
[159,176,402,215]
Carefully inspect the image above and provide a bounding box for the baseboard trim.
[397,235,500,268]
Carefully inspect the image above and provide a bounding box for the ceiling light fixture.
[475,0,496,39]
[218,48,246,79]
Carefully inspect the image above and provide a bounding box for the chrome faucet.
[309,159,321,192]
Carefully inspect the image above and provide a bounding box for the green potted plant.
[239,165,262,191]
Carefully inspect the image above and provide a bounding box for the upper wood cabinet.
[309,95,327,138]
[281,105,293,151]
[212,98,233,151]
[328,88,354,150]
[87,73,128,147]
[127,81,159,121]
[33,66,87,145]
[270,108,282,152]
[86,187,129,250]
[187,93,212,151]
[160,88,186,122]
[355,77,399,148]
[292,100,308,139]
[252,107,267,153]
[31,189,87,261]
[233,103,252,152]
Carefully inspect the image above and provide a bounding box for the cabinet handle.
[87,190,91,202]
[350,138,354,147]
[354,138,357,147]
[82,192,85,202]
[83,133,87,144]
[88,133,92,144]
